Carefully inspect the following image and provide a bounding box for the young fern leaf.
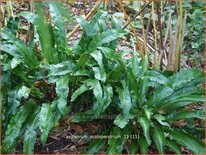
[20,3,56,64]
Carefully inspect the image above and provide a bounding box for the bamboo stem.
[104,0,108,10]
[138,0,147,55]
[6,0,13,17]
[0,2,4,24]
[83,1,87,16]
[152,1,159,70]
[174,0,183,72]
[156,2,164,70]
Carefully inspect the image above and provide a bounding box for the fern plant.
[73,54,205,154]
[1,2,205,154]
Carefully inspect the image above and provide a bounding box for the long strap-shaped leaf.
[20,3,55,64]
[165,139,181,154]
[154,95,205,111]
[165,110,204,121]
[2,29,38,68]
[87,29,124,52]
[23,107,40,154]
[167,128,205,154]
[39,103,61,144]
[152,126,165,154]
[2,100,36,153]
[55,76,70,115]
[139,117,151,145]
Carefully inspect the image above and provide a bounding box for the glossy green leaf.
[153,114,170,127]
[165,110,204,121]
[56,76,69,115]
[152,126,165,154]
[114,114,133,129]
[71,84,90,102]
[139,117,151,145]
[168,129,205,154]
[154,95,205,111]
[116,81,132,116]
[98,47,117,61]
[168,68,202,89]
[6,17,20,35]
[47,2,69,50]
[23,107,40,154]
[6,89,21,121]
[130,140,139,154]
[132,53,140,76]
[20,3,56,64]
[76,53,91,68]
[2,30,38,68]
[101,84,113,111]
[47,61,75,77]
[92,67,106,82]
[86,139,106,154]
[165,139,181,154]
[144,70,169,85]
[91,50,103,67]
[148,86,174,106]
[138,136,149,154]
[127,68,139,100]
[139,55,149,103]
[87,79,103,116]
[39,103,54,144]
[23,129,37,154]
[18,86,31,98]
[10,57,22,69]
[88,29,123,52]
[47,2,71,22]
[107,127,125,154]
[77,10,107,37]
[2,100,36,153]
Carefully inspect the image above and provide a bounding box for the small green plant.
[183,1,205,54]
[1,2,205,154]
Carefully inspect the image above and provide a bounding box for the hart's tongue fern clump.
[1,2,205,154]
